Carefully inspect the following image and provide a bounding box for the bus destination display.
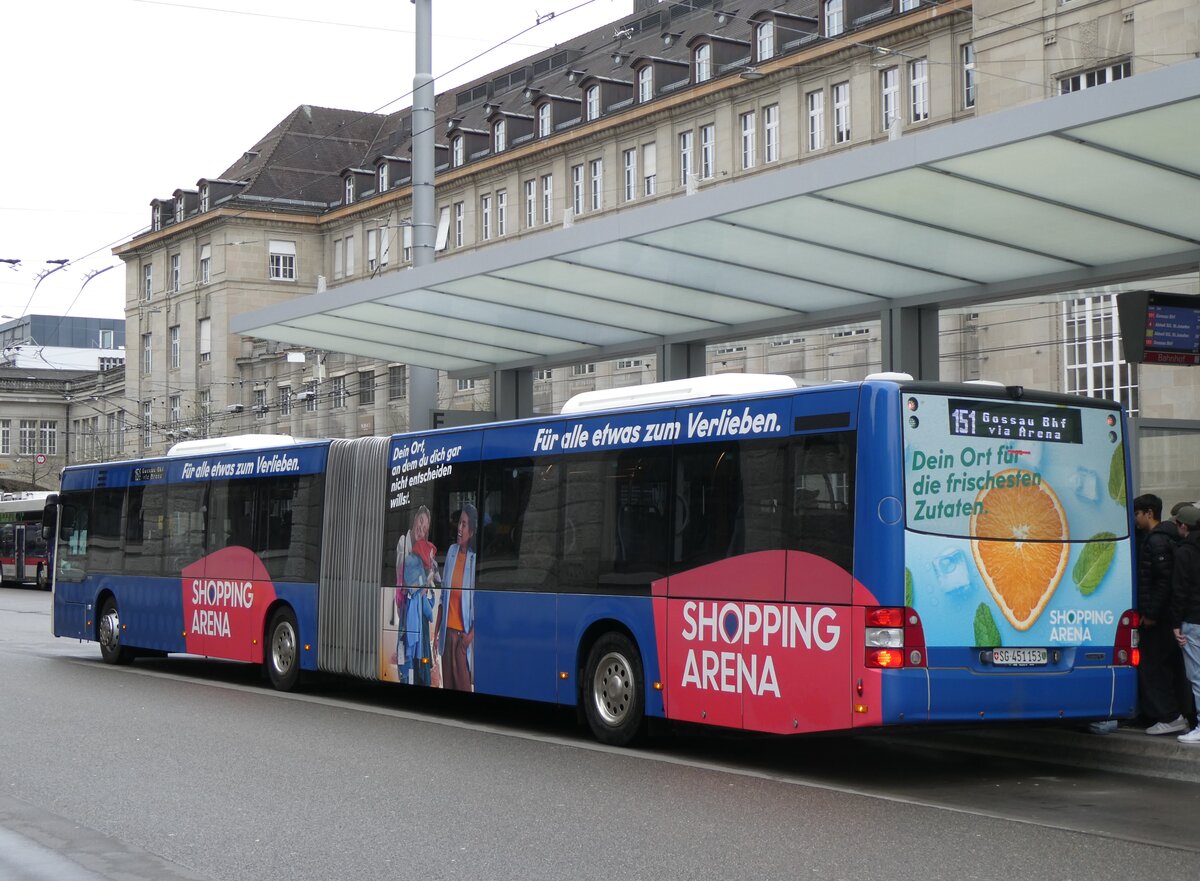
[1144,298,1200,364]
[946,399,1082,444]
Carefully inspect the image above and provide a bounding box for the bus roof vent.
[864,372,914,382]
[560,374,797,414]
[166,434,300,457]
[964,379,1005,387]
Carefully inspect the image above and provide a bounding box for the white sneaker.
[1146,715,1188,735]
[1177,727,1200,744]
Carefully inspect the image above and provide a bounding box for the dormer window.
[694,44,712,82]
[345,176,355,204]
[538,103,552,137]
[152,207,161,231]
[452,136,465,167]
[199,184,209,212]
[175,198,184,222]
[378,163,389,192]
[756,20,775,60]
[824,0,843,37]
[585,85,601,120]
[638,66,654,102]
[494,118,507,152]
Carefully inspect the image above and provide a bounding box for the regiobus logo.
[677,601,841,697]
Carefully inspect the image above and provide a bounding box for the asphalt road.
[1,586,1197,881]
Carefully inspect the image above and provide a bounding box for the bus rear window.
[903,393,1128,541]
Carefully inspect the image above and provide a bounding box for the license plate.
[992,647,1048,666]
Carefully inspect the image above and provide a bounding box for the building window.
[909,58,929,122]
[494,118,507,152]
[368,228,380,272]
[962,43,976,109]
[40,420,56,455]
[643,142,657,196]
[456,378,476,392]
[623,148,637,201]
[825,0,843,36]
[1063,295,1139,415]
[379,224,390,267]
[740,112,756,170]
[541,174,554,224]
[344,235,355,276]
[617,358,643,370]
[452,135,465,166]
[143,264,153,302]
[253,390,266,419]
[99,329,114,348]
[279,386,291,416]
[389,365,407,400]
[534,368,552,381]
[585,85,600,121]
[268,240,296,280]
[304,381,319,412]
[454,201,465,248]
[170,253,180,292]
[141,333,152,374]
[764,104,779,162]
[699,124,715,180]
[199,184,209,212]
[141,402,152,448]
[807,90,825,151]
[756,21,774,61]
[345,176,355,204]
[590,158,603,210]
[572,363,596,376]
[358,370,375,406]
[402,219,413,262]
[881,66,900,130]
[198,318,211,363]
[378,163,389,192]
[833,82,851,143]
[1059,60,1130,94]
[538,103,552,137]
[169,325,180,369]
[694,44,712,83]
[175,198,184,223]
[900,0,919,9]
[197,392,209,437]
[199,244,211,285]
[679,130,693,187]
[331,375,347,409]
[496,190,507,236]
[571,164,584,216]
[334,238,344,278]
[479,194,492,241]
[19,420,36,456]
[524,179,536,228]
[638,66,653,102]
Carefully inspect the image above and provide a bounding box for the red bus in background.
[0,492,53,589]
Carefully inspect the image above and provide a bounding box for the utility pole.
[407,0,438,432]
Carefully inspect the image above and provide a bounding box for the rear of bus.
[894,384,1136,724]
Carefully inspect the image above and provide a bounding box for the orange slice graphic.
[969,471,1069,631]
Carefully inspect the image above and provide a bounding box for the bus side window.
[257,474,322,583]
[88,488,125,573]
[789,432,855,573]
[124,484,166,576]
[166,482,208,570]
[0,523,13,557]
[477,458,559,591]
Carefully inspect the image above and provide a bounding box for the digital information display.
[1117,291,1200,366]
[946,399,1083,445]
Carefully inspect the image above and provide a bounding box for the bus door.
[13,525,26,581]
[0,522,13,582]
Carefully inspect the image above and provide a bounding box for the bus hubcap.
[593,651,632,726]
[272,623,296,673]
[99,608,119,648]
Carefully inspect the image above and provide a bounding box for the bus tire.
[583,632,645,746]
[36,564,48,591]
[97,598,134,665]
[266,607,301,692]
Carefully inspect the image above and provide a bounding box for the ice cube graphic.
[932,548,971,593]
[1072,466,1100,503]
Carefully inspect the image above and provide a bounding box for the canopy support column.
[493,368,533,421]
[657,342,706,382]
[881,306,939,380]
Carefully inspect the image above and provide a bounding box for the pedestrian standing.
[1171,505,1200,744]
[1133,494,1188,735]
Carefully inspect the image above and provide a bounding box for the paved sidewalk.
[899,722,1200,782]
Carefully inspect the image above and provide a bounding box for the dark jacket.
[1170,529,1200,627]
[1138,520,1179,622]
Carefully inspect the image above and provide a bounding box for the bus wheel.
[36,565,48,591]
[97,598,134,665]
[266,607,300,691]
[583,632,645,746]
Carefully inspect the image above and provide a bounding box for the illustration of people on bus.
[392,505,439,686]
[434,503,476,692]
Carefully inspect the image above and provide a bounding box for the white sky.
[0,0,632,322]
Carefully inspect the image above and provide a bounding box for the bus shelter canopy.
[233,60,1200,378]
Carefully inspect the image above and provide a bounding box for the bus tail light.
[1113,609,1140,666]
[865,607,927,668]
